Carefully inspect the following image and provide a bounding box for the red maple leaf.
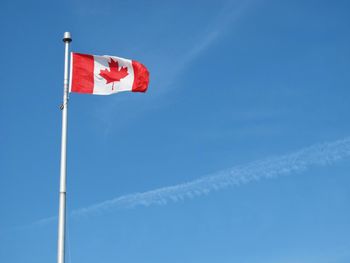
[99,58,129,84]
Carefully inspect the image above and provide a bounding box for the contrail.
[67,137,350,219]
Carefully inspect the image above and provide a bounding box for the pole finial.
[63,32,72,43]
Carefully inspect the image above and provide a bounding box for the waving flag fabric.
[70,52,149,95]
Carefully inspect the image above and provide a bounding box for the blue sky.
[1,0,350,262]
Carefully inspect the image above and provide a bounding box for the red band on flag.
[71,53,94,94]
[132,60,149,92]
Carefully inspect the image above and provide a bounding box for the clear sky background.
[1,0,350,262]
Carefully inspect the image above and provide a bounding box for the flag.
[70,52,149,95]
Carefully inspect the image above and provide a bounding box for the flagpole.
[57,31,71,263]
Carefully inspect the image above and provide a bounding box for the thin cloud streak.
[157,0,253,89]
[67,136,350,219]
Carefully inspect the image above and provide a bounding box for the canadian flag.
[70,52,149,95]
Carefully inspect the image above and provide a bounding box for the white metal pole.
[57,31,71,263]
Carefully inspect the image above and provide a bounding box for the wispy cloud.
[155,0,254,90]
[35,136,350,225]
